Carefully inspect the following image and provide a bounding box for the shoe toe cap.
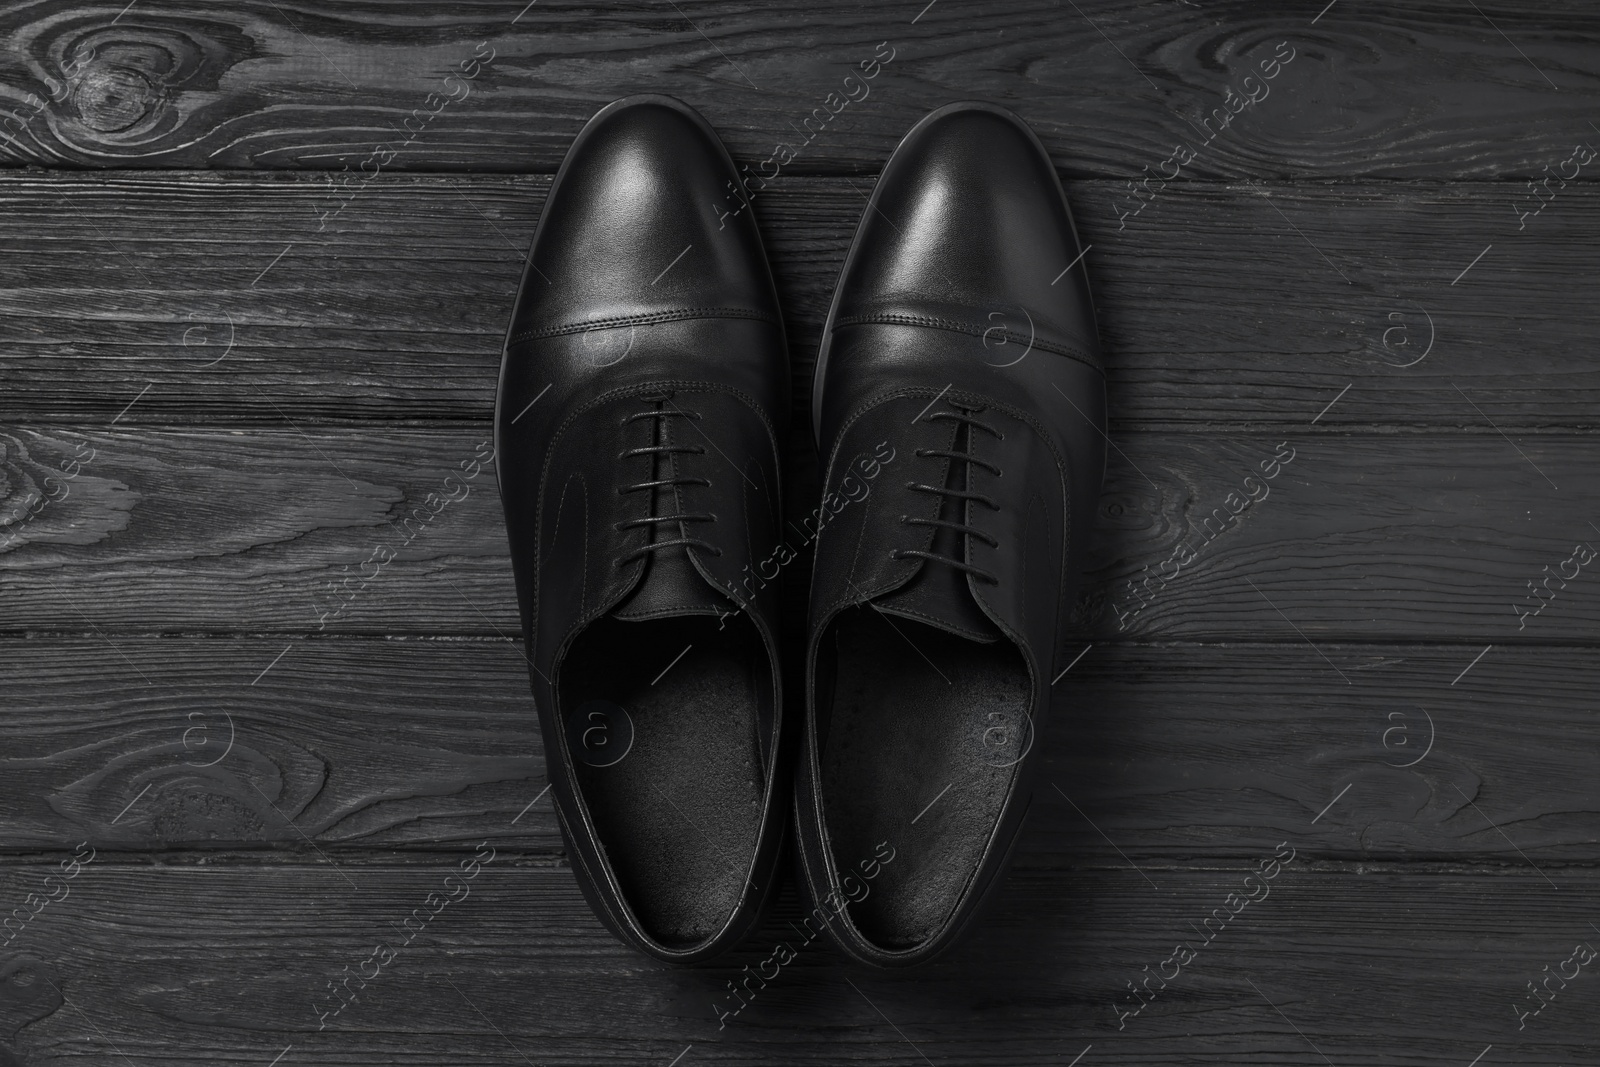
[838,103,1098,356]
[513,96,778,336]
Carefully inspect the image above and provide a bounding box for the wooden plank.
[2,173,1597,430]
[0,861,1592,1064]
[0,1,1596,178]
[0,637,554,854]
[3,426,1600,642]
[0,639,1595,863]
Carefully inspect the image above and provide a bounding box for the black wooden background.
[1,2,1597,1065]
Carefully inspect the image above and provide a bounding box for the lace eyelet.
[897,514,908,523]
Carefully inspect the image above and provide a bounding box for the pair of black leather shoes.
[495,96,1105,967]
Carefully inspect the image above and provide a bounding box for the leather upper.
[495,95,788,963]
[813,103,1101,443]
[799,102,1107,966]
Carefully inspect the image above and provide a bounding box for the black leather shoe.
[495,95,790,963]
[795,102,1106,967]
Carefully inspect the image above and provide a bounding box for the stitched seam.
[820,418,947,619]
[829,407,908,619]
[844,485,873,601]
[557,804,654,952]
[1021,490,1043,634]
[532,379,780,657]
[930,414,961,558]
[744,458,758,605]
[578,476,589,617]
[880,602,997,642]
[1058,458,1070,652]
[833,312,1103,369]
[816,386,1072,628]
[508,306,777,345]
[666,399,684,559]
[540,473,580,653]
[964,424,982,572]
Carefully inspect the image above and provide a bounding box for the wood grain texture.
[2,172,1597,430]
[3,426,1598,642]
[0,636,551,854]
[0,862,1592,1065]
[0,1,1596,178]
[0,2,1592,1060]
[0,639,1596,863]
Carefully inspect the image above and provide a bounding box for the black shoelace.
[613,399,720,569]
[894,404,1004,584]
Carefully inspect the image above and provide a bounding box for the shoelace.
[613,400,721,569]
[893,404,1004,584]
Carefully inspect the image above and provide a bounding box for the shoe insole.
[560,614,768,947]
[820,608,1030,949]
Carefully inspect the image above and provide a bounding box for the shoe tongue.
[608,395,729,623]
[872,411,1002,642]
[873,492,1002,643]
[611,549,727,621]
[864,406,998,643]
